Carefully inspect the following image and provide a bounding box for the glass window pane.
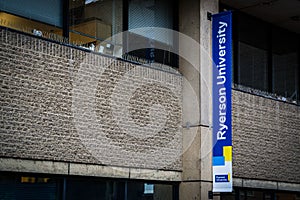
[69,0,123,53]
[238,14,268,50]
[276,192,300,200]
[128,0,174,44]
[0,12,63,39]
[127,182,173,200]
[220,188,236,200]
[272,28,299,101]
[238,42,268,91]
[0,174,60,200]
[0,174,17,199]
[237,13,269,92]
[238,189,264,200]
[126,0,177,67]
[0,0,63,40]
[66,178,125,200]
[0,0,62,27]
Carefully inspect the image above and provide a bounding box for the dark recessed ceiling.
[220,0,300,33]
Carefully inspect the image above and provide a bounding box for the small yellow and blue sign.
[212,11,233,193]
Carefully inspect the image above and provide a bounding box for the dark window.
[0,0,63,40]
[66,178,125,200]
[0,0,62,27]
[232,11,300,103]
[236,13,269,92]
[0,173,177,200]
[272,27,299,101]
[221,188,299,200]
[0,174,61,200]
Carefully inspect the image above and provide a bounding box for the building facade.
[0,0,299,199]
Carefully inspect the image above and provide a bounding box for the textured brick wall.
[0,29,182,171]
[232,90,300,183]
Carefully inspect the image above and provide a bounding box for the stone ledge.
[233,178,300,192]
[130,168,181,181]
[243,179,277,190]
[278,182,300,192]
[0,158,181,181]
[0,157,68,175]
[69,163,130,179]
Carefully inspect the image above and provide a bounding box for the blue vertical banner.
[212,11,233,193]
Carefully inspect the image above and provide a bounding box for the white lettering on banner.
[216,21,228,141]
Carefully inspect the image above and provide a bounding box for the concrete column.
[179,0,218,199]
[199,1,218,199]
[179,0,201,197]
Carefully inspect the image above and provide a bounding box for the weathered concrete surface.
[232,90,300,183]
[0,158,68,175]
[0,29,182,171]
[233,178,300,192]
[179,0,218,199]
[0,158,182,181]
[129,168,181,181]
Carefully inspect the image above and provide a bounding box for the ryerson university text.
[216,21,228,141]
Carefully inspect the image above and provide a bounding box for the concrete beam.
[234,177,300,192]
[243,179,277,190]
[129,168,181,181]
[233,177,243,187]
[0,157,68,175]
[69,163,129,179]
[0,157,181,182]
[278,182,300,192]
